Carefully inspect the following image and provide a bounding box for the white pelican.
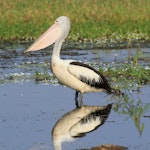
[52,104,112,150]
[25,16,112,107]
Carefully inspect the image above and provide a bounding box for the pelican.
[52,104,112,150]
[25,16,112,107]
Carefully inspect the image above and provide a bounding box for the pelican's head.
[25,16,70,52]
[55,16,70,41]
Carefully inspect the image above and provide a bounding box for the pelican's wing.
[69,113,102,137]
[69,104,112,137]
[68,62,111,93]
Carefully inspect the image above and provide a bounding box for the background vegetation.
[0,0,150,42]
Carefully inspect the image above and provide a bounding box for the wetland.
[0,42,150,150]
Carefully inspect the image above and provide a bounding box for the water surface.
[0,43,150,150]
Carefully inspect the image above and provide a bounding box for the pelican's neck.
[52,39,63,61]
[54,144,62,150]
[53,139,62,150]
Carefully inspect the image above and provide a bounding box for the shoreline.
[1,38,150,50]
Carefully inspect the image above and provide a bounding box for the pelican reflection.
[52,104,112,150]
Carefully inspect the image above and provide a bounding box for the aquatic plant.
[99,64,150,86]
[112,92,150,136]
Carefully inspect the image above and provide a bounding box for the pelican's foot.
[74,91,84,108]
[75,99,79,108]
[75,91,79,108]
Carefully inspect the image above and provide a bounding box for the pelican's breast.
[51,59,86,91]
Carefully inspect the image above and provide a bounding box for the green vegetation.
[0,0,150,42]
[100,65,150,87]
[112,93,150,136]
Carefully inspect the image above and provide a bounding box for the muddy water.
[0,43,150,150]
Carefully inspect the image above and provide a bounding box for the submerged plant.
[112,92,150,136]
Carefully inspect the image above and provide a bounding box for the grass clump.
[100,65,150,85]
[0,0,150,42]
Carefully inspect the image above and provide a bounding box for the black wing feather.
[70,62,112,93]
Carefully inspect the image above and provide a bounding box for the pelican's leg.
[79,93,83,107]
[75,91,79,108]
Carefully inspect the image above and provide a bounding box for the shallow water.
[0,43,150,150]
[0,42,150,82]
